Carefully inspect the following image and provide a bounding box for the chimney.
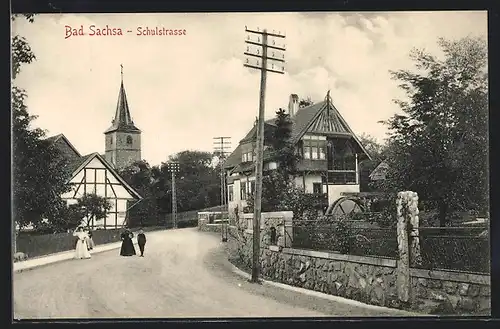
[288,94,299,117]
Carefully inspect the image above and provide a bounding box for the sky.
[12,11,487,166]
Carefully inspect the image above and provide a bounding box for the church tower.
[104,65,141,170]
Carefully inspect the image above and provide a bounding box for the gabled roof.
[69,152,143,200]
[369,160,389,181]
[104,79,141,134]
[45,133,81,158]
[46,133,142,200]
[224,91,372,170]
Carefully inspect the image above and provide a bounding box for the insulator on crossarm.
[273,40,276,45]
[246,58,249,63]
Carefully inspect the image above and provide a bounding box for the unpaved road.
[13,228,413,319]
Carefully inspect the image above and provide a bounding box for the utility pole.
[244,26,286,283]
[213,137,232,242]
[166,161,180,229]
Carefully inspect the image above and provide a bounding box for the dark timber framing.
[63,166,136,230]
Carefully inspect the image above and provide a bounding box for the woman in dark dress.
[120,229,136,256]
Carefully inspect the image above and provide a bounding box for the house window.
[324,139,357,185]
[228,185,234,202]
[304,146,311,159]
[313,183,322,194]
[242,151,254,163]
[332,139,356,171]
[241,182,247,200]
[126,135,133,145]
[303,138,326,160]
[250,181,255,196]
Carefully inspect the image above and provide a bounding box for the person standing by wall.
[120,229,136,256]
[73,226,91,259]
[86,229,95,251]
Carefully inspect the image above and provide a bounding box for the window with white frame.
[240,182,247,200]
[242,150,254,162]
[302,135,326,160]
[228,185,234,202]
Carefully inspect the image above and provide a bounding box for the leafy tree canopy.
[12,14,72,229]
[380,36,488,225]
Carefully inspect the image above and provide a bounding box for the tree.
[12,14,72,230]
[299,97,314,108]
[45,204,85,233]
[75,193,112,228]
[271,108,300,181]
[358,133,386,162]
[244,171,327,219]
[118,160,162,227]
[358,133,387,192]
[118,151,222,226]
[167,150,220,212]
[381,36,488,226]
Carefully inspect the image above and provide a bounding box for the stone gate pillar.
[396,191,411,303]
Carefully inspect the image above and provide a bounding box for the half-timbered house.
[46,134,142,229]
[224,91,371,214]
[43,70,143,229]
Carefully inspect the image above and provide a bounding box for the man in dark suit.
[137,228,147,257]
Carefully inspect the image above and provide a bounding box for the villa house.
[224,91,371,214]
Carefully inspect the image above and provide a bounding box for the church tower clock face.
[103,65,142,170]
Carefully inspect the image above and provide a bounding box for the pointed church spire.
[104,65,141,134]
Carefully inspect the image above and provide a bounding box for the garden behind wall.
[200,191,491,315]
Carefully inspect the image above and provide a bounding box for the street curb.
[13,229,168,273]
[229,263,425,316]
[13,242,133,273]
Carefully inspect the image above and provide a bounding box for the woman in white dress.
[73,226,91,259]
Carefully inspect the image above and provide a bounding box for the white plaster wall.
[303,175,323,193]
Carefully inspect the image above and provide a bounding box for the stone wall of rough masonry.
[410,269,490,315]
[225,220,491,314]
[259,248,400,308]
[228,241,491,314]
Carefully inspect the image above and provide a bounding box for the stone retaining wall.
[225,222,490,315]
[213,207,491,315]
[410,268,490,315]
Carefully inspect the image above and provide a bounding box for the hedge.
[16,226,167,258]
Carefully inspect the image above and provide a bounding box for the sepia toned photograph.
[11,11,489,319]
